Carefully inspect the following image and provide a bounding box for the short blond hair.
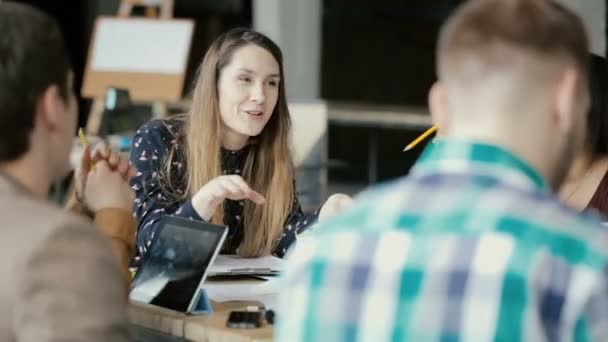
[438,0,589,91]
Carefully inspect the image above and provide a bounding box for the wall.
[556,0,606,56]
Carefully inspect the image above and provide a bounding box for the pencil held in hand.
[78,128,96,169]
[403,126,437,151]
[78,128,87,146]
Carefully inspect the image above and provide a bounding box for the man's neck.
[444,129,553,186]
[565,150,593,181]
[0,155,52,199]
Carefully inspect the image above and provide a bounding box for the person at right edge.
[277,0,608,341]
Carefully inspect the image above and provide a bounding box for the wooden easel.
[118,0,174,19]
[66,0,186,207]
[85,0,175,136]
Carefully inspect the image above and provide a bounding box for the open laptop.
[129,216,228,313]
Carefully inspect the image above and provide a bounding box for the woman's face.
[217,44,280,146]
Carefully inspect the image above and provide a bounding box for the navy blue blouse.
[129,117,319,258]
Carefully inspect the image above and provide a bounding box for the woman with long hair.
[130,28,351,258]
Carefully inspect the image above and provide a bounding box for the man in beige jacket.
[0,2,131,341]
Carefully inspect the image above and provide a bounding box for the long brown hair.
[166,28,295,257]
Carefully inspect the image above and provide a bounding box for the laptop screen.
[130,217,227,312]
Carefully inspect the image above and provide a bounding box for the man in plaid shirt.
[276,0,608,341]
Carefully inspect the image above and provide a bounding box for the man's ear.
[553,68,584,134]
[428,81,448,135]
[37,84,63,131]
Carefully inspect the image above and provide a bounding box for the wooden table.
[129,300,273,342]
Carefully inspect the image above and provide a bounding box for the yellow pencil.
[403,126,437,152]
[78,128,88,146]
[78,128,96,168]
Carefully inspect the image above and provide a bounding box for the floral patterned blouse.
[129,117,319,259]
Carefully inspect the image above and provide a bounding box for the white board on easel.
[82,16,194,102]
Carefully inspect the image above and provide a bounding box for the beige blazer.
[0,174,131,342]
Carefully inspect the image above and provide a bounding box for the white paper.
[208,255,286,276]
[91,19,192,74]
[203,280,279,309]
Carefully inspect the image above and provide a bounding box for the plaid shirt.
[276,139,608,342]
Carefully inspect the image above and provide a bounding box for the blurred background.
[15,0,607,210]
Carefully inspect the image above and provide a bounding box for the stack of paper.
[203,279,279,310]
[208,255,286,277]
[203,255,288,309]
